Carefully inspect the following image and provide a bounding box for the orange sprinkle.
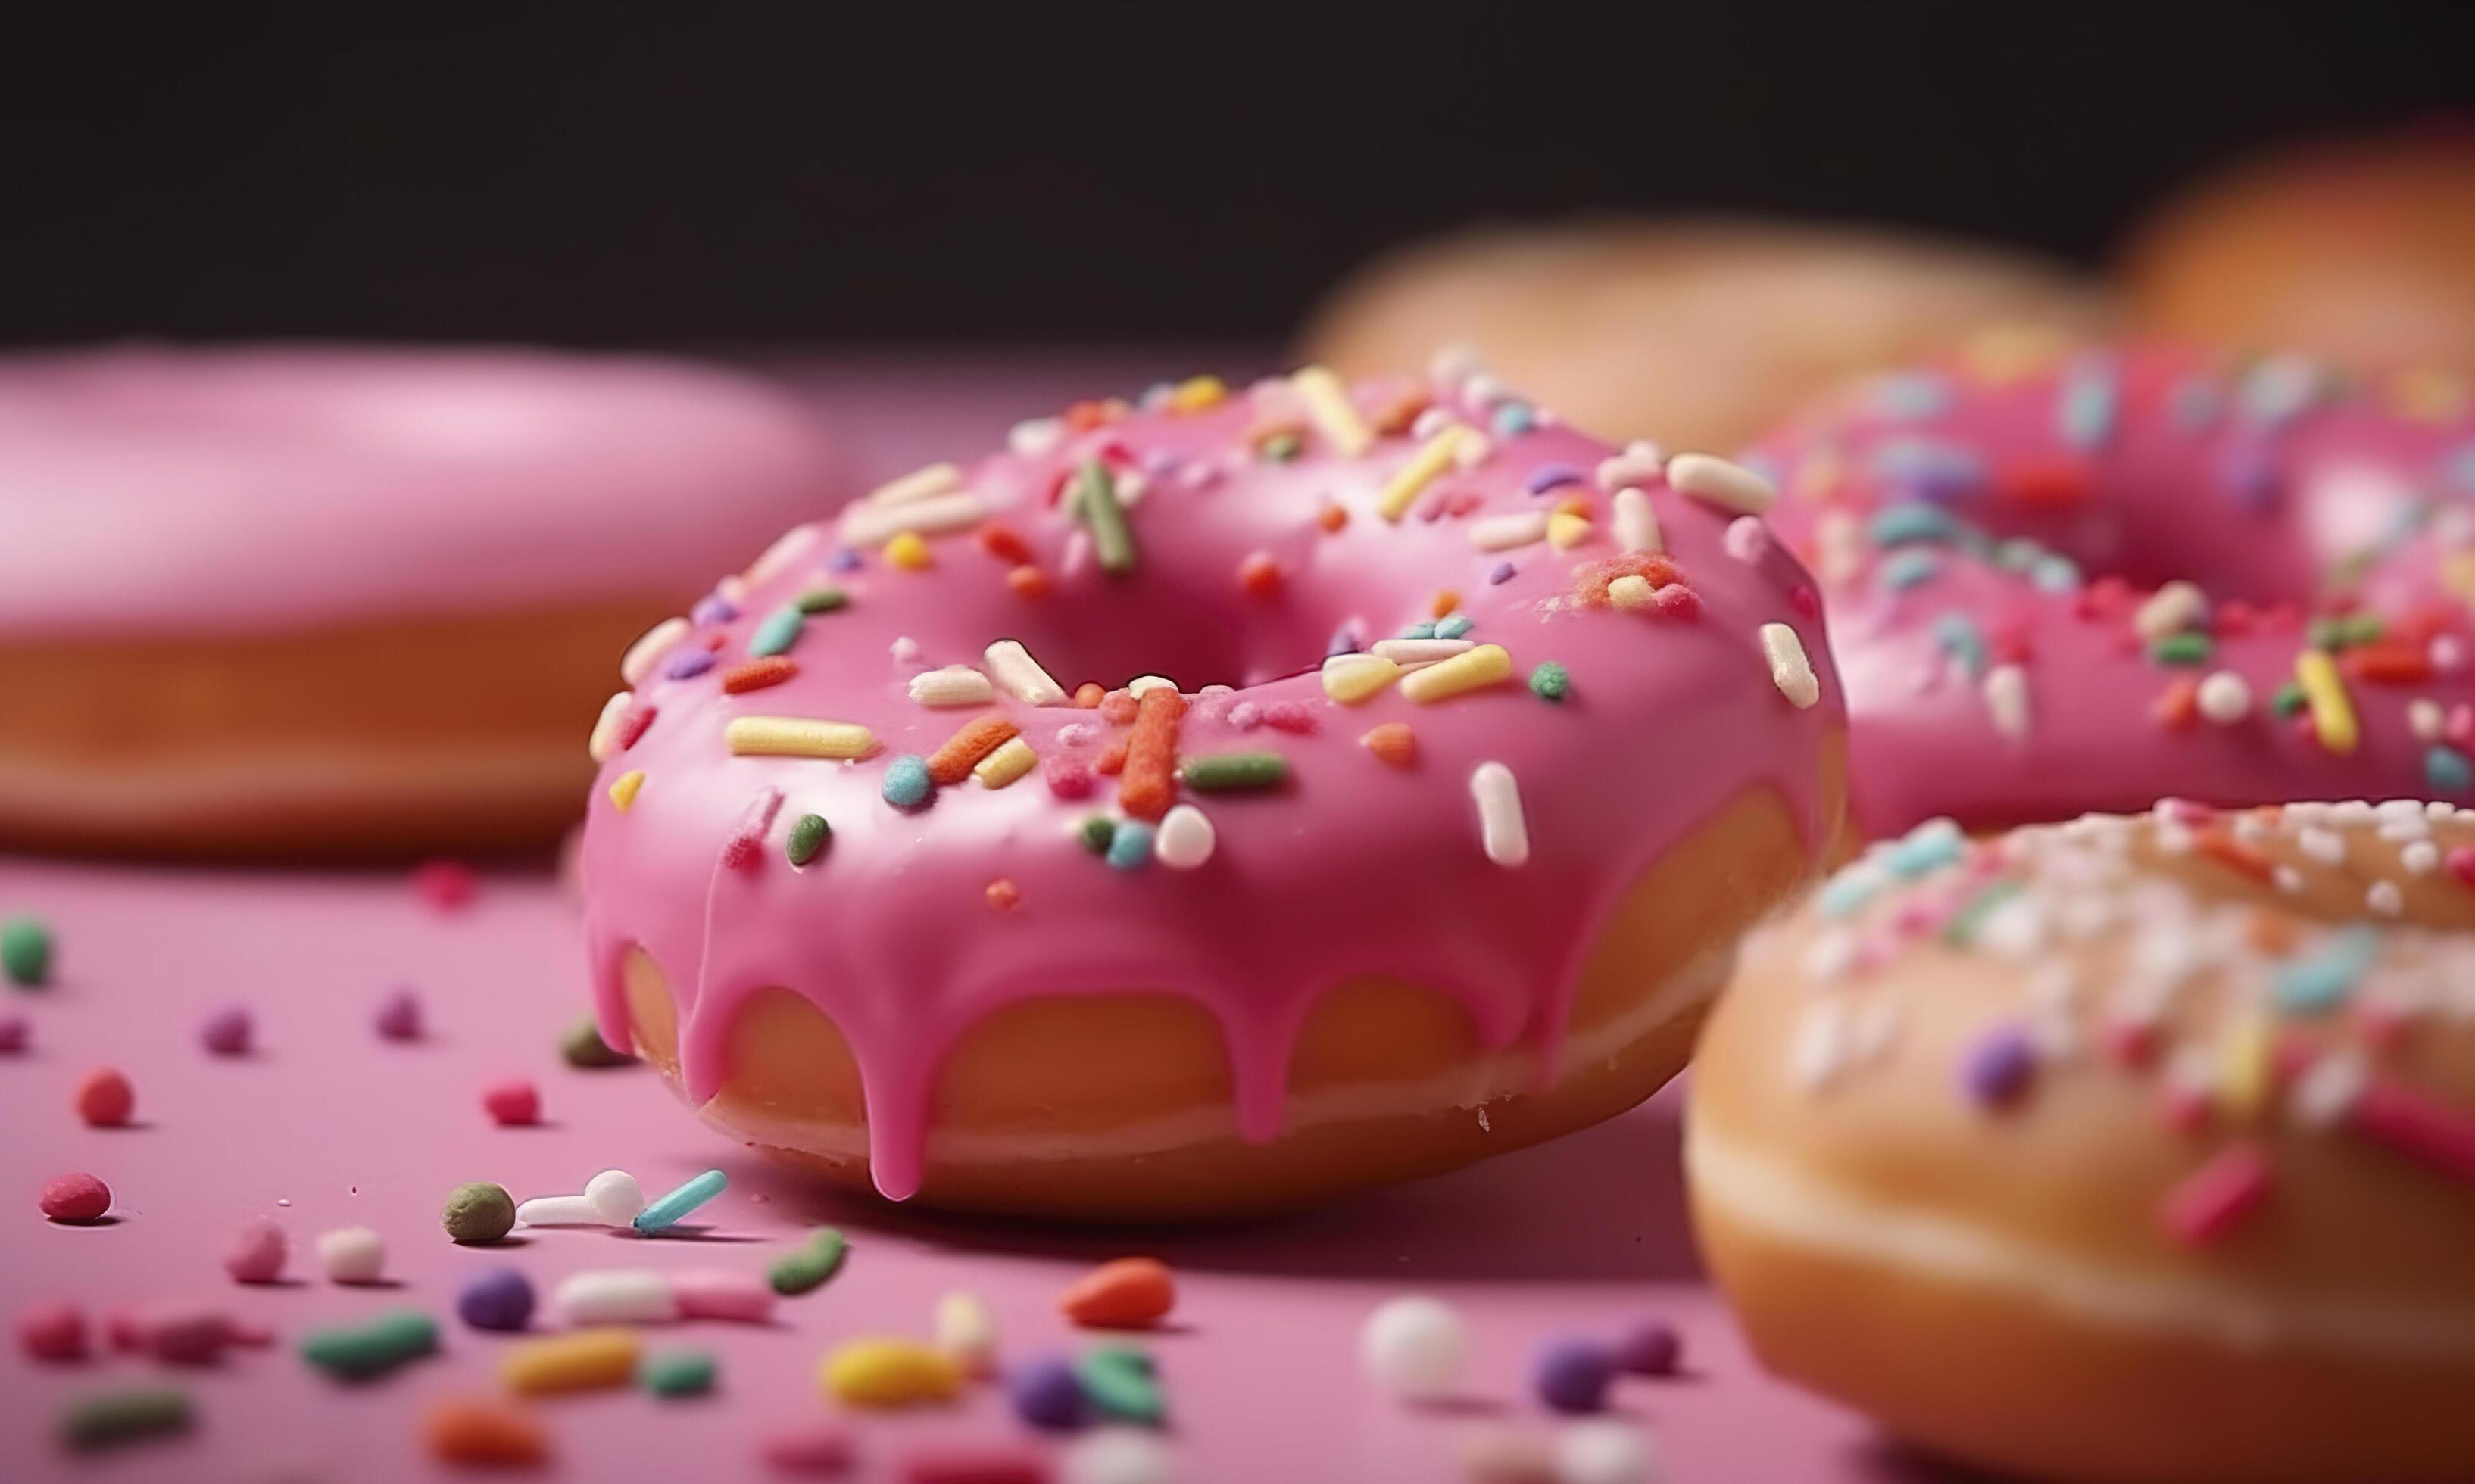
[1238,552,1284,599]
[1006,565,1050,600]
[1368,386,1431,435]
[424,1398,548,1467]
[978,523,1032,565]
[2003,459,2091,506]
[1316,502,1348,533]
[2342,641,2433,685]
[927,715,1020,786]
[1361,722,1417,768]
[1073,682,1105,709]
[985,878,1020,910]
[1063,399,1113,432]
[1118,687,1185,821]
[1098,690,1139,725]
[1553,493,1592,519]
[2197,830,2274,884]
[1430,589,1462,619]
[2153,675,2200,731]
[1095,738,1128,775]
[720,656,797,694]
[1059,1257,1175,1330]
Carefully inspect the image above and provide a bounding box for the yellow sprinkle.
[1289,365,1372,457]
[821,1338,963,1408]
[2218,1012,2273,1121]
[1400,644,1512,704]
[608,770,644,810]
[2294,650,2358,755]
[1546,510,1592,550]
[1321,654,1403,704]
[972,735,1038,789]
[726,717,879,760]
[867,461,962,507]
[1169,375,1228,413]
[502,1329,641,1395]
[1606,575,1655,609]
[1375,426,1476,522]
[884,532,932,570]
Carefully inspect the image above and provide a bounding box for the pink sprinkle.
[1043,756,1095,800]
[2448,703,2475,746]
[482,1078,542,1127]
[1790,583,1821,618]
[17,1303,84,1361]
[39,1172,111,1224]
[900,1445,1049,1484]
[1227,702,1262,731]
[1649,583,1703,620]
[2445,846,2475,890]
[0,1013,27,1055]
[761,1423,857,1475]
[2097,1015,2158,1068]
[721,786,786,870]
[199,1002,254,1057]
[1264,702,1318,734]
[411,859,477,912]
[2161,1143,2274,1245]
[373,985,423,1042]
[670,1270,776,1323]
[2350,1079,2475,1182]
[114,1306,269,1364]
[617,703,659,751]
[224,1218,288,1283]
[2158,1082,2212,1134]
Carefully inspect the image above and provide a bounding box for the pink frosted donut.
[580,368,1847,1217]
[1751,342,2475,838]
[0,345,837,854]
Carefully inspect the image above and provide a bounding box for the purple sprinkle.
[1960,1024,2037,1107]
[1325,627,1360,658]
[456,1267,535,1332]
[1487,560,1518,585]
[1615,1320,1681,1376]
[1523,463,1587,496]
[2216,441,2280,513]
[373,985,423,1043]
[199,1003,254,1057]
[0,1012,27,1054]
[828,545,863,572]
[688,594,741,627]
[1534,1337,1615,1414]
[1006,1355,1084,1430]
[665,650,717,681]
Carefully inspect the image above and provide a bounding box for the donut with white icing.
[0,345,838,854]
[1749,341,2475,838]
[580,367,1846,1217]
[1691,802,2475,1484]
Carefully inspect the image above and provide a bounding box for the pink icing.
[0,344,839,637]
[1750,342,2475,837]
[579,373,1842,1201]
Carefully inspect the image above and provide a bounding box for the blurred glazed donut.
[1693,802,2475,1484]
[0,345,838,856]
[2124,128,2475,372]
[1299,215,2109,451]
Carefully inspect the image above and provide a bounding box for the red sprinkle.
[1118,689,1185,822]
[901,1446,1049,1484]
[722,657,798,694]
[616,703,659,750]
[720,787,785,870]
[2447,846,2475,889]
[2349,1078,2475,1182]
[2342,642,2433,685]
[2152,676,2201,731]
[985,879,1020,911]
[17,1303,85,1361]
[762,1423,857,1475]
[1006,565,1050,600]
[412,859,477,912]
[1237,551,1284,598]
[40,1172,111,1224]
[75,1067,135,1128]
[2161,1143,2274,1245]
[1043,756,1095,800]
[978,523,1032,566]
[927,716,1021,787]
[1094,740,1128,776]
[482,1079,542,1127]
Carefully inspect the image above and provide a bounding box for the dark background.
[5,4,2472,347]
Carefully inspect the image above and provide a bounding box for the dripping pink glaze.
[0,344,840,637]
[579,376,1843,1201]
[1749,341,2475,838]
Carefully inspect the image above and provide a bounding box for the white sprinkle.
[586,1168,646,1224]
[1760,622,1821,708]
[907,666,997,707]
[2133,581,2207,640]
[2290,1049,2369,1130]
[1790,1002,1849,1090]
[891,636,922,662]
[1061,1429,1175,1484]
[1556,1420,1657,1484]
[2196,670,2252,725]
[1665,452,1777,515]
[985,639,1067,706]
[588,691,632,763]
[315,1227,386,1285]
[742,523,820,585]
[1607,575,1656,610]
[2403,840,2440,875]
[934,1292,999,1375]
[2433,634,2467,672]
[556,1270,679,1326]
[2274,865,2306,894]
[1370,638,1475,665]
[1428,342,1484,387]
[838,489,988,547]
[1983,664,2030,742]
[1723,515,1771,563]
[1596,441,1665,491]
[1800,927,1859,982]
[1126,675,1178,697]
[1469,510,1551,551]
[1008,417,1065,458]
[1815,509,1863,585]
[714,574,747,604]
[1360,1296,1467,1401]
[1611,486,1662,554]
[2298,827,2347,865]
[1451,429,1492,470]
[620,616,689,686]
[1470,762,1530,867]
[1154,805,1216,870]
[2367,880,2405,918]
[513,1194,598,1226]
[2410,698,2446,743]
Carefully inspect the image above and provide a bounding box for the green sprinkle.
[749,606,805,657]
[1941,879,2023,946]
[1178,752,1291,792]
[58,1386,192,1451]
[2149,633,2213,666]
[2339,612,2385,646]
[786,813,832,867]
[2,914,52,987]
[2306,618,2344,650]
[1529,662,1571,702]
[639,1348,718,1398]
[300,1310,438,1382]
[794,585,848,614]
[2271,681,2308,717]
[442,1182,517,1244]
[1259,431,1303,463]
[1075,460,1137,578]
[1078,815,1117,854]
[561,1014,635,1069]
[1076,1345,1164,1425]
[767,1227,848,1295]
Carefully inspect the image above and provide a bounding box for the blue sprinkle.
[1933,612,1989,678]
[2428,745,2474,794]
[1522,463,1587,496]
[748,606,805,658]
[2056,360,2118,450]
[1399,621,1437,641]
[1105,820,1155,870]
[1434,613,1475,640]
[1880,549,1942,591]
[2028,553,2083,594]
[1490,401,1536,437]
[2273,925,2382,1015]
[1325,626,1361,658]
[2216,441,2280,513]
[633,1168,728,1234]
[1487,560,1518,585]
[881,755,932,809]
[664,650,716,681]
[1869,502,1962,547]
[1815,868,1882,918]
[1884,820,1965,879]
[1958,1025,2036,1107]
[828,545,863,572]
[689,594,740,627]
[1871,372,1951,421]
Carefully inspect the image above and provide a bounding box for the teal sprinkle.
[2149,633,2214,666]
[749,606,804,658]
[2237,357,2318,428]
[2027,553,2083,594]
[1815,868,1882,919]
[2057,362,2118,450]
[1528,662,1570,703]
[1434,613,1475,641]
[1490,401,1536,437]
[1869,503,1962,547]
[881,755,932,809]
[2427,745,2473,794]
[633,1169,728,1235]
[1399,621,1437,640]
[1880,549,1941,591]
[2272,926,2380,1015]
[1883,822,1965,880]
[1932,612,1988,678]
[1105,821,1155,871]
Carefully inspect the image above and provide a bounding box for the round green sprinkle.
[1078,815,1116,854]
[58,1385,192,1451]
[1178,752,1290,792]
[1076,1345,1163,1425]
[561,1014,635,1069]
[794,585,849,614]
[2148,633,2213,666]
[639,1348,717,1398]
[2,914,52,987]
[1259,432,1303,463]
[768,1227,849,1295]
[300,1309,438,1381]
[442,1182,517,1245]
[786,813,832,867]
[1529,662,1571,703]
[2271,681,2308,717]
